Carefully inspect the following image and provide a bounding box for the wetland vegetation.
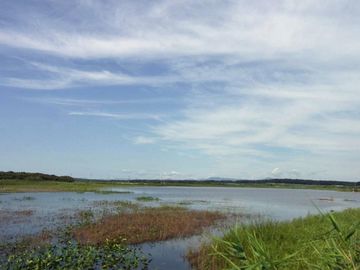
[73,205,225,245]
[0,172,359,269]
[0,205,224,270]
[189,208,360,270]
[4,237,151,270]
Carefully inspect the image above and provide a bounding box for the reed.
[188,208,360,270]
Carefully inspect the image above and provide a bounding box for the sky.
[0,0,360,181]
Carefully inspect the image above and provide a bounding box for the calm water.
[109,186,359,220]
[0,187,359,269]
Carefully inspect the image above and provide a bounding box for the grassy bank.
[0,179,129,192]
[189,208,360,269]
[0,179,358,193]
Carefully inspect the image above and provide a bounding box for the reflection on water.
[0,187,359,269]
[110,186,359,220]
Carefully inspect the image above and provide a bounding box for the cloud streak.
[69,111,162,121]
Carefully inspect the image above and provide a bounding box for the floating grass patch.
[73,207,225,245]
[136,196,160,202]
[92,200,140,211]
[4,240,150,270]
[188,208,360,270]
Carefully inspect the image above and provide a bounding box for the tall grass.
[188,208,360,269]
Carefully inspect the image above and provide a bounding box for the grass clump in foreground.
[188,208,360,270]
[73,206,225,245]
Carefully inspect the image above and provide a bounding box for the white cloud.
[68,111,161,120]
[271,168,282,176]
[133,136,156,145]
[24,97,177,106]
[2,62,178,90]
[0,1,359,60]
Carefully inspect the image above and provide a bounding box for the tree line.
[0,171,74,182]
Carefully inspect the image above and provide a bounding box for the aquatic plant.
[76,209,94,226]
[4,239,151,270]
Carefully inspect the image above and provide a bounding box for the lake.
[1,186,359,269]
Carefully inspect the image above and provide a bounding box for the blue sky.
[1,1,360,180]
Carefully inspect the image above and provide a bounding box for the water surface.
[1,187,358,269]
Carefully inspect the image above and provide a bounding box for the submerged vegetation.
[189,208,360,270]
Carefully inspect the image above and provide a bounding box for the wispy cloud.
[1,1,359,59]
[68,111,161,120]
[2,62,178,90]
[133,136,156,145]
[23,97,178,106]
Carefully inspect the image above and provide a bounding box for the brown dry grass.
[73,206,225,245]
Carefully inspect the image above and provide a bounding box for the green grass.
[136,196,160,202]
[0,180,132,193]
[189,208,360,270]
